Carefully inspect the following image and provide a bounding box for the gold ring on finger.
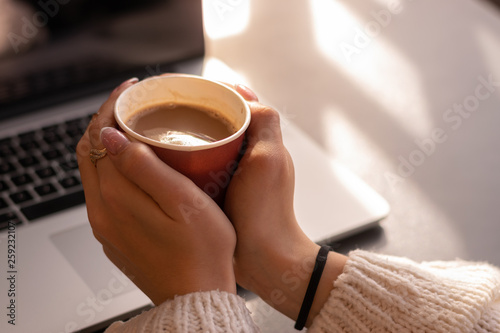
[90,148,107,167]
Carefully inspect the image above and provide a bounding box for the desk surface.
[204,0,500,331]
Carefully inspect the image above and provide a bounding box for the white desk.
[203,0,500,331]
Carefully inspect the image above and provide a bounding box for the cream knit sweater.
[106,250,500,332]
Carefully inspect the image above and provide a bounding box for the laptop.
[0,1,389,332]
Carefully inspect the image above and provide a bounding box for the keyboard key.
[35,183,58,196]
[0,211,18,223]
[35,166,56,179]
[43,131,62,144]
[65,118,81,126]
[0,137,12,146]
[0,180,9,192]
[65,142,78,154]
[42,149,62,160]
[66,118,88,130]
[66,126,85,139]
[0,139,15,158]
[0,146,15,158]
[0,162,16,175]
[10,190,33,204]
[21,191,85,221]
[58,144,72,155]
[42,125,59,132]
[18,155,40,167]
[59,176,81,189]
[18,131,37,142]
[18,131,38,146]
[60,157,79,171]
[0,212,21,230]
[19,140,40,151]
[11,174,34,186]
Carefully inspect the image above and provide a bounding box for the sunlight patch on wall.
[476,25,500,93]
[202,57,250,86]
[321,106,384,170]
[309,0,432,140]
[202,0,250,40]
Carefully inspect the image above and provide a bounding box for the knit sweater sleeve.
[104,291,260,333]
[309,249,500,332]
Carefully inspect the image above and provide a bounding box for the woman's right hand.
[225,87,347,327]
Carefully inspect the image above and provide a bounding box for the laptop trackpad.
[51,224,136,297]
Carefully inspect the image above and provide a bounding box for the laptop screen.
[0,0,204,119]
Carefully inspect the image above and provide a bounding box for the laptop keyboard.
[0,113,93,230]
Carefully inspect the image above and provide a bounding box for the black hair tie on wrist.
[294,245,331,330]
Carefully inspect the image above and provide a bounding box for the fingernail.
[235,84,259,102]
[100,127,130,155]
[124,77,139,85]
[113,77,139,92]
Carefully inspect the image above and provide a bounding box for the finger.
[77,78,139,220]
[77,77,139,174]
[245,102,283,147]
[234,84,259,102]
[217,81,259,103]
[99,127,202,216]
[77,132,103,223]
[88,77,139,150]
[94,164,174,241]
[82,142,174,246]
[76,130,98,190]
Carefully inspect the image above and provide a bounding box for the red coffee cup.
[114,75,251,205]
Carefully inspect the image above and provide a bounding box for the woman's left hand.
[76,78,237,305]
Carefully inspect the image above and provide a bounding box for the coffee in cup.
[126,102,237,146]
[114,75,251,206]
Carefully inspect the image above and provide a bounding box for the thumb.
[245,102,284,148]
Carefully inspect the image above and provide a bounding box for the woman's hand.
[225,89,347,327]
[76,78,237,305]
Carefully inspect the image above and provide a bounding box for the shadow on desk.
[485,0,500,8]
[328,225,387,255]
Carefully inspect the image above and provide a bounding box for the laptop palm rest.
[51,224,136,298]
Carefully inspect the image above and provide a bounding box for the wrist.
[245,231,347,326]
[304,250,347,327]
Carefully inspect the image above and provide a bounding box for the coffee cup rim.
[114,75,251,152]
